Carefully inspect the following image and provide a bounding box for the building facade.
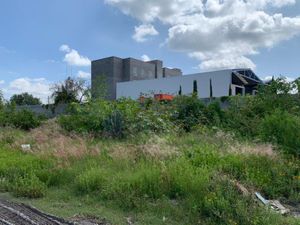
[92,56,262,100]
[92,56,182,99]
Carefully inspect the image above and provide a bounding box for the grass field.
[0,121,299,225]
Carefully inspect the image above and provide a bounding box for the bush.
[259,110,300,157]
[11,109,43,130]
[75,168,108,194]
[103,110,125,138]
[0,147,54,198]
[171,96,206,132]
[12,174,47,198]
[0,107,43,130]
[59,99,173,138]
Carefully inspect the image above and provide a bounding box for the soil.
[0,199,109,225]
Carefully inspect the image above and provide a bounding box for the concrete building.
[92,56,262,100]
[117,68,263,99]
[92,56,182,99]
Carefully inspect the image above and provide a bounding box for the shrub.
[221,154,300,200]
[171,96,206,131]
[11,109,43,130]
[103,110,125,138]
[75,168,108,194]
[12,174,47,198]
[0,107,43,130]
[259,110,300,157]
[59,99,173,138]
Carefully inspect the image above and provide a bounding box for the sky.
[0,0,300,102]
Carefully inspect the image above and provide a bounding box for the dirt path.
[0,199,73,225]
[0,199,110,225]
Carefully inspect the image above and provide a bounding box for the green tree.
[209,79,213,99]
[51,77,90,105]
[178,85,182,96]
[193,80,198,96]
[10,93,41,106]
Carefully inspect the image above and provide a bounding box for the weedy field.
[0,79,300,224]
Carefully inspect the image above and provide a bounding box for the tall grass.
[0,131,299,225]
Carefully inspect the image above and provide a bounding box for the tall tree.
[210,79,213,100]
[193,80,198,96]
[51,77,90,105]
[10,93,41,105]
[178,85,182,96]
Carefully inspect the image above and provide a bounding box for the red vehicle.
[154,94,174,101]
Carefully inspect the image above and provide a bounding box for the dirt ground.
[0,199,109,225]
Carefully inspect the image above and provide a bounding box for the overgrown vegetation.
[10,92,42,106]
[0,105,44,130]
[0,77,300,224]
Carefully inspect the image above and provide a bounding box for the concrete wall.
[16,104,68,118]
[149,60,163,79]
[92,57,126,100]
[163,68,183,78]
[117,70,232,99]
[123,58,156,81]
[92,56,183,100]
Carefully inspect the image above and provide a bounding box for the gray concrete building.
[92,56,182,99]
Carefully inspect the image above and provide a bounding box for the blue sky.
[0,0,299,102]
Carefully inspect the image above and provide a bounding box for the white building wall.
[117,70,232,99]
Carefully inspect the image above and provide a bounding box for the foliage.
[210,78,213,99]
[12,174,47,198]
[171,95,206,131]
[51,77,90,105]
[193,80,198,95]
[0,106,43,130]
[59,99,173,138]
[259,110,300,157]
[10,92,41,105]
[0,131,298,225]
[178,85,182,96]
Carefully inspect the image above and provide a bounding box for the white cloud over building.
[106,0,300,70]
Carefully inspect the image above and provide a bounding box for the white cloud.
[141,54,151,61]
[0,80,5,85]
[4,77,51,103]
[133,24,159,42]
[262,75,295,82]
[106,0,300,70]
[59,45,91,67]
[262,76,273,82]
[77,70,91,79]
[59,45,71,52]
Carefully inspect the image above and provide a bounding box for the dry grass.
[193,129,277,157]
[1,120,276,162]
[229,143,277,157]
[5,120,178,161]
[11,120,100,159]
[109,136,179,161]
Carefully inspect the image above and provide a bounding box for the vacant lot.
[0,119,299,225]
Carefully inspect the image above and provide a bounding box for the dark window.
[236,87,244,95]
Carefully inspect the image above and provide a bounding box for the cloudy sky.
[0,0,300,102]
